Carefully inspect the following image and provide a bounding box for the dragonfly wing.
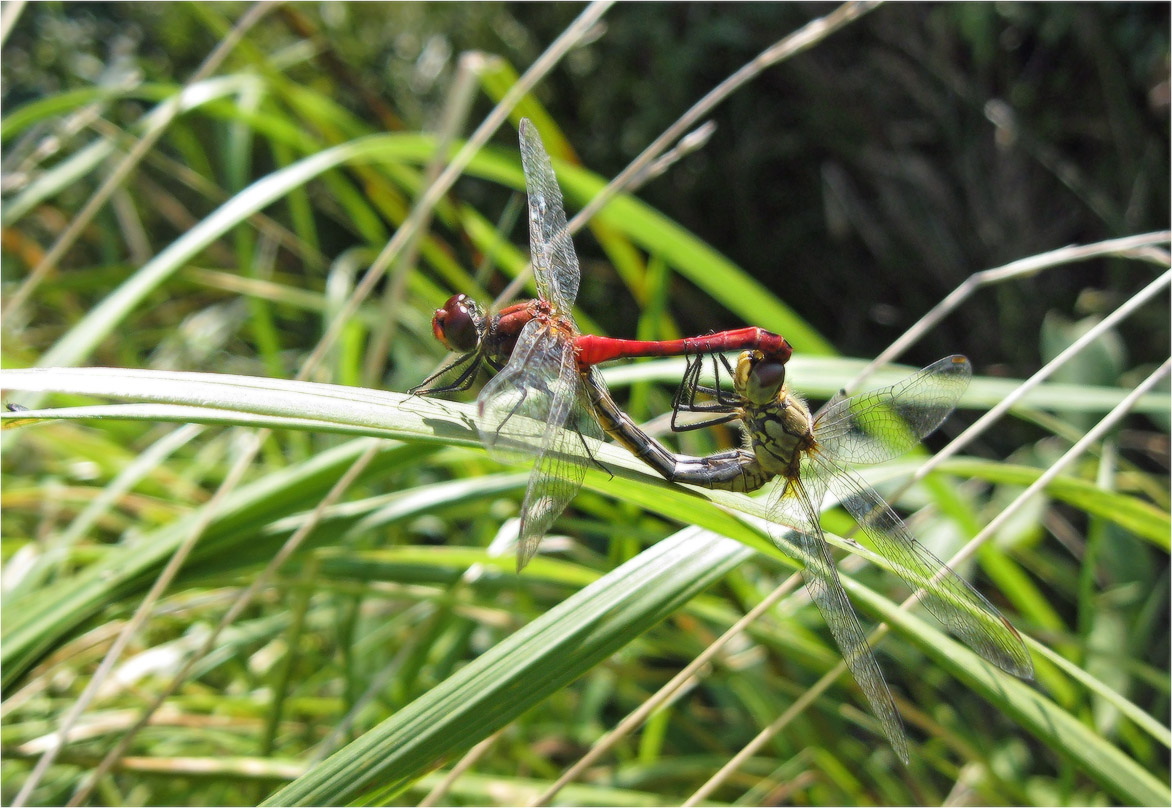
[519,118,580,312]
[819,457,1034,678]
[815,355,972,466]
[514,366,604,571]
[766,466,910,762]
[478,319,558,464]
[478,318,602,570]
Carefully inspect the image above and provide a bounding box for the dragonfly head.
[432,294,485,353]
[736,350,787,405]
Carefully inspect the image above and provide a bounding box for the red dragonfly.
[666,349,1034,760]
[414,292,790,395]
[411,120,1030,758]
[413,118,790,569]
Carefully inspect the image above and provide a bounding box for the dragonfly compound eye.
[433,294,483,353]
[737,350,786,405]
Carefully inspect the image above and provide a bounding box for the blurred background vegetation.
[2,2,1168,806]
[5,3,1167,369]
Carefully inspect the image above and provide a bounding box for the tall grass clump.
[2,4,1168,806]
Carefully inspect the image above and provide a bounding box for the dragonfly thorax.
[733,350,809,475]
[742,388,814,478]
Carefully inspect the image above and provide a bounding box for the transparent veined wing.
[478,319,564,464]
[814,356,972,467]
[519,118,580,314]
[477,318,602,570]
[766,464,910,763]
[818,458,1034,677]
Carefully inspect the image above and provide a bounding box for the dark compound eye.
[751,357,786,394]
[432,294,483,352]
[737,351,786,404]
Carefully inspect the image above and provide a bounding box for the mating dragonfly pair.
[411,119,1032,761]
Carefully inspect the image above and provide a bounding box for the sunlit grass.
[2,4,1169,807]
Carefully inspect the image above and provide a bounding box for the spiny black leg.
[495,384,531,432]
[690,352,739,407]
[670,411,741,432]
[688,353,724,398]
[713,352,740,407]
[669,353,699,432]
[408,350,483,396]
[671,352,706,412]
[574,422,612,477]
[672,353,737,415]
[670,352,740,431]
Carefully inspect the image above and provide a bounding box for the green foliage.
[2,3,1168,807]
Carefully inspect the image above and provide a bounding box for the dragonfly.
[664,349,1034,760]
[410,119,1031,757]
[411,118,791,570]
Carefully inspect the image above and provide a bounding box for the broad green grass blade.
[1,77,261,224]
[940,457,1170,549]
[262,525,754,806]
[853,582,1170,806]
[21,130,830,375]
[3,364,1162,673]
[33,137,409,371]
[0,438,436,686]
[3,364,1167,802]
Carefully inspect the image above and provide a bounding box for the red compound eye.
[432,294,482,352]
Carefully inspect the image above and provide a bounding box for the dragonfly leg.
[670,351,743,431]
[713,352,741,406]
[409,350,483,396]
[573,419,612,477]
[680,352,741,409]
[670,411,742,432]
[669,352,702,412]
[689,352,742,406]
[486,380,536,436]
